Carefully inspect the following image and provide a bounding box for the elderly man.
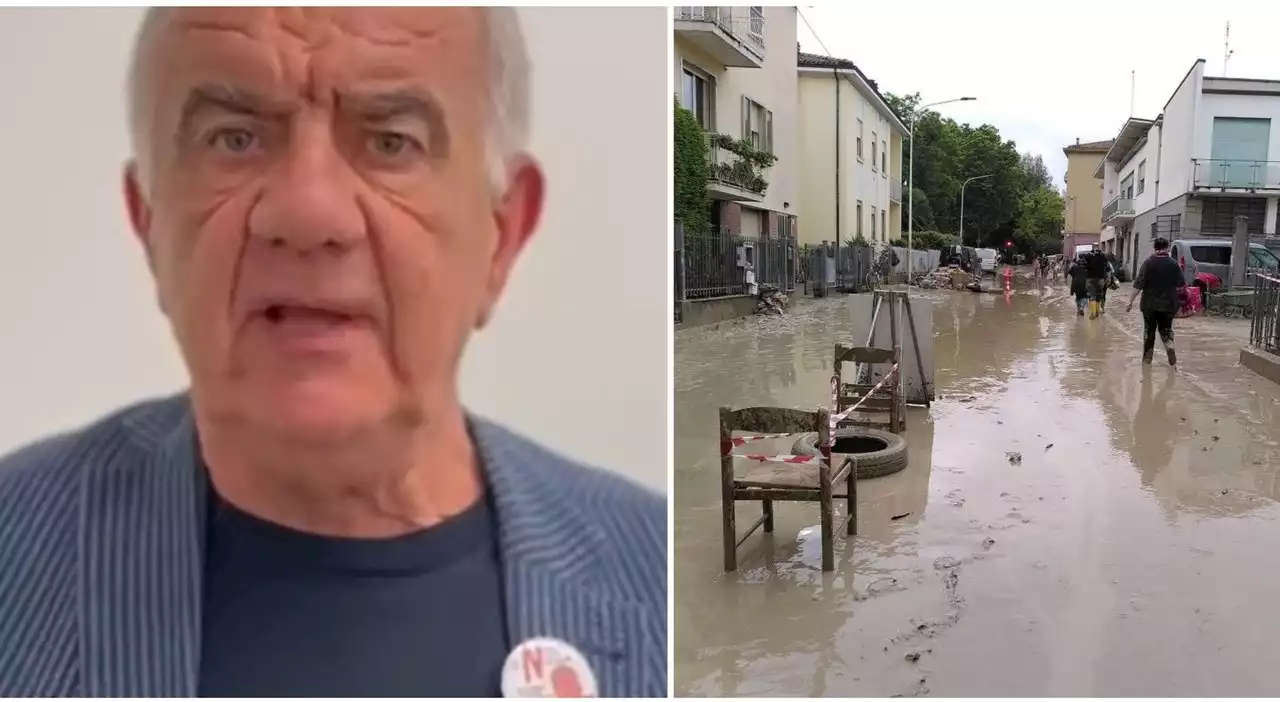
[0,7,665,698]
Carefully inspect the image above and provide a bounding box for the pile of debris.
[755,283,789,315]
[914,266,972,290]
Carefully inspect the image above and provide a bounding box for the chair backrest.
[719,406,826,436]
[718,406,831,458]
[833,343,897,367]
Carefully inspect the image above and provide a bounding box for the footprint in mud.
[933,556,961,570]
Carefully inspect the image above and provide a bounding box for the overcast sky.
[797,0,1280,189]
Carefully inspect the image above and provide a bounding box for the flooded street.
[674,280,1280,697]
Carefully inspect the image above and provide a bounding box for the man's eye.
[369,132,420,158]
[209,128,257,153]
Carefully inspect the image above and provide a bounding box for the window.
[1120,173,1134,200]
[882,141,888,174]
[857,119,864,160]
[856,201,863,237]
[881,210,887,239]
[1137,160,1146,195]
[871,206,878,237]
[1250,247,1280,272]
[680,64,715,130]
[871,132,878,171]
[741,97,773,154]
[1189,246,1231,265]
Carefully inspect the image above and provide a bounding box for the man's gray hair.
[127,7,530,193]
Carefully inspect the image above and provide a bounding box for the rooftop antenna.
[1224,21,1234,76]
[1129,70,1135,117]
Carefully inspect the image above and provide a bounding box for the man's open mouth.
[262,305,355,325]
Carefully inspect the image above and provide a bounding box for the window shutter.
[741,95,750,139]
[765,109,774,154]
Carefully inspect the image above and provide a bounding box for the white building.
[1097,59,1280,277]
[795,51,907,248]
[673,6,798,242]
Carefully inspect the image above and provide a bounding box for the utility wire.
[797,8,906,125]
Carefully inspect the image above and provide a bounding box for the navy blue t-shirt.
[197,492,508,697]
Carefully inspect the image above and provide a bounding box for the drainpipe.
[834,68,840,250]
[1148,122,1163,278]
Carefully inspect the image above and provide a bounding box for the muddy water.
[674,282,1280,697]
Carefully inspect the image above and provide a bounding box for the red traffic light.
[1004,240,1014,248]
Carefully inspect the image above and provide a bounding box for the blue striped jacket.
[0,394,667,697]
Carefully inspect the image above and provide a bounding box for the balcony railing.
[674,6,766,58]
[1192,159,1280,190]
[890,179,903,203]
[707,136,768,198]
[1102,196,1135,221]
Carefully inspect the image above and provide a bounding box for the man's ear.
[477,154,545,329]
[123,160,167,315]
[123,161,154,262]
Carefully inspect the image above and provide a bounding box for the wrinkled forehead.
[140,7,489,115]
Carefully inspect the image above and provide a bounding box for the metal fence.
[1250,274,1280,355]
[797,241,873,294]
[673,221,685,323]
[681,225,796,300]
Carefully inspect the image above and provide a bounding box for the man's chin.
[246,384,394,444]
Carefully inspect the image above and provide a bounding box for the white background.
[0,7,669,493]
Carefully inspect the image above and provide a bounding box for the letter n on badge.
[501,636,599,698]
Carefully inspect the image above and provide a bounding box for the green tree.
[884,89,1065,254]
[673,104,710,236]
[1014,186,1065,251]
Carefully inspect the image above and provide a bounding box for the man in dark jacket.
[1083,245,1111,318]
[1127,237,1187,366]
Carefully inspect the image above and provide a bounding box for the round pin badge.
[501,636,598,698]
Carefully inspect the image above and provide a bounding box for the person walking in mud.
[1126,237,1187,366]
[1067,254,1090,315]
[1083,244,1110,318]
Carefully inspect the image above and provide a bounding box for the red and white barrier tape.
[723,433,791,452]
[739,453,822,465]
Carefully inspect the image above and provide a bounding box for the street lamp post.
[907,96,976,282]
[959,174,994,247]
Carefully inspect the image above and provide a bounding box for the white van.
[975,248,998,277]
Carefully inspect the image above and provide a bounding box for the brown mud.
[674,280,1280,697]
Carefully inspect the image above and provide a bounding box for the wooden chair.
[834,343,905,434]
[719,406,856,573]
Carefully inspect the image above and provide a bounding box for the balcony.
[890,179,903,203]
[706,134,773,203]
[673,6,765,69]
[1192,159,1280,191]
[1103,196,1135,223]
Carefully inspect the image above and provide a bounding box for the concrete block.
[1240,346,1280,385]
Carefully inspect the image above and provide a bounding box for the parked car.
[1168,238,1280,293]
[975,248,998,277]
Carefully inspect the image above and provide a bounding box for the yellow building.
[1061,138,1112,255]
[796,51,906,248]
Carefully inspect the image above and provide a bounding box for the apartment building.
[673,6,798,242]
[1097,59,1280,278]
[1060,138,1112,257]
[795,51,907,248]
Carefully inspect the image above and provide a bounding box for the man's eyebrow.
[178,83,286,131]
[340,89,443,121]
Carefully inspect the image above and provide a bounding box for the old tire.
[791,427,909,479]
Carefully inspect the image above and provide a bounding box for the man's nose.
[246,121,366,254]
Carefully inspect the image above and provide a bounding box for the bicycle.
[862,248,897,291]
